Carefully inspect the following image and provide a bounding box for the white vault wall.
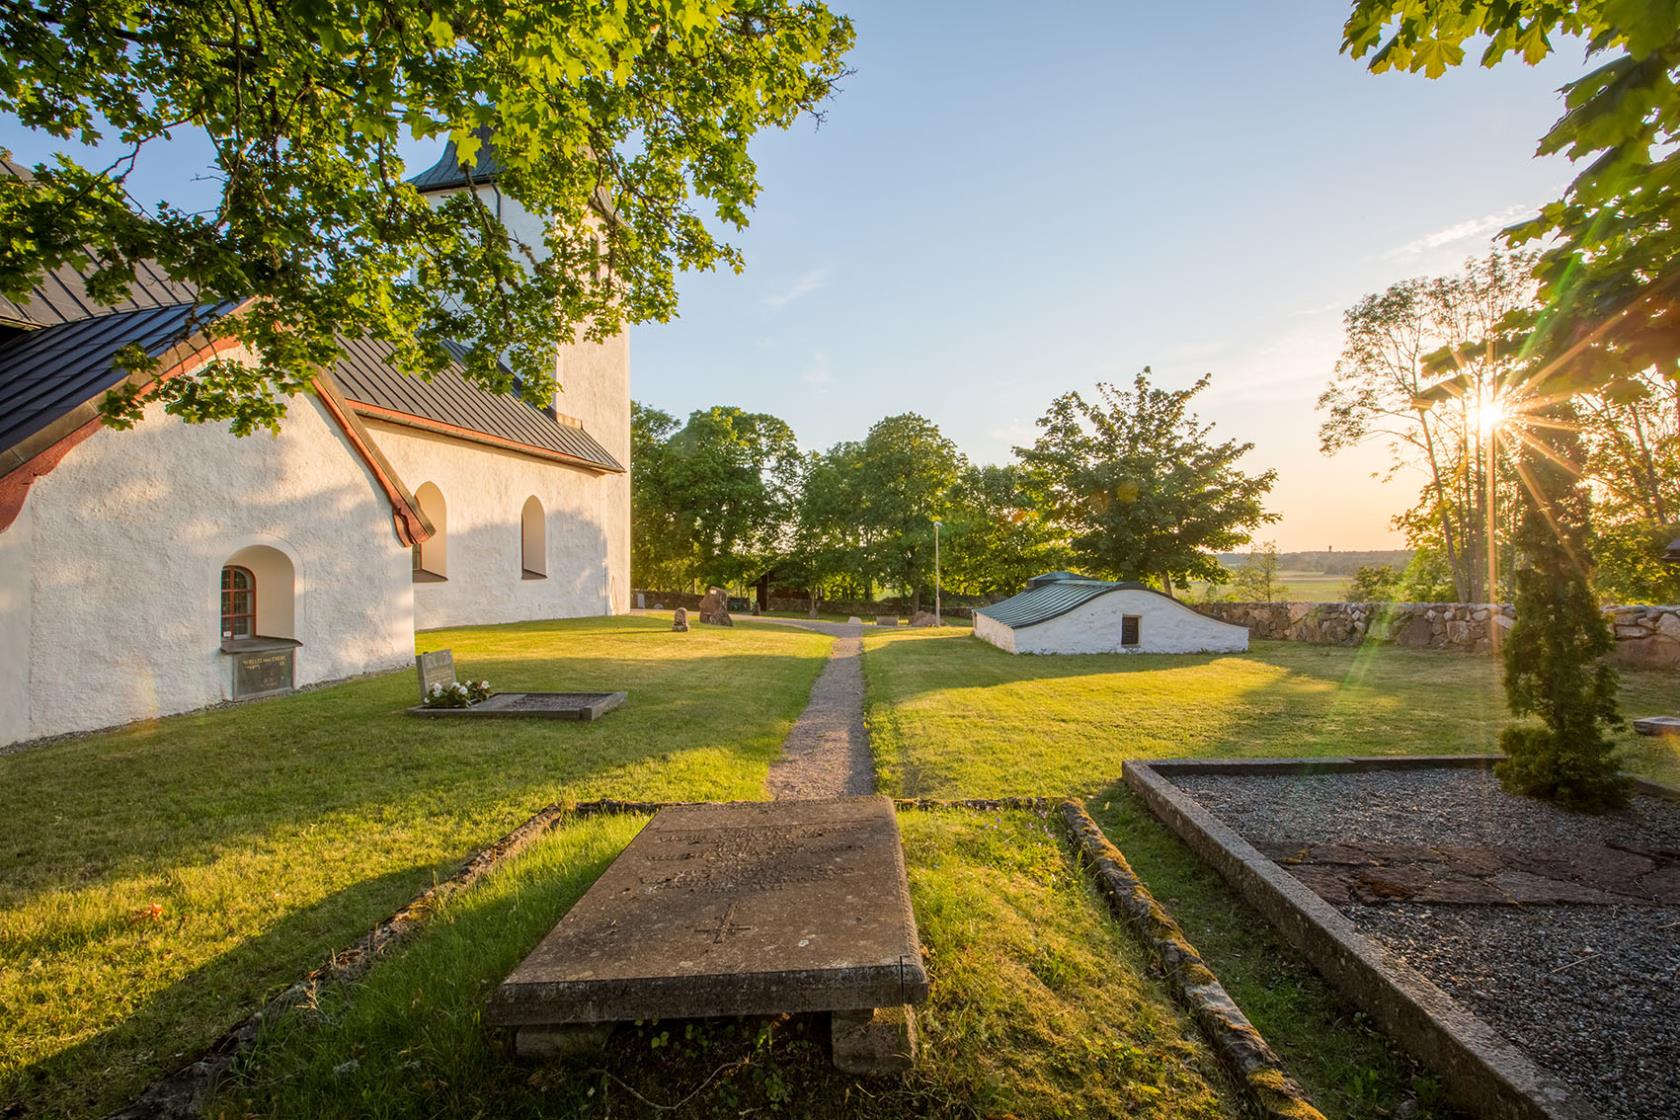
[986,590,1250,656]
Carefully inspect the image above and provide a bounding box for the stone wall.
[1195,601,1680,668]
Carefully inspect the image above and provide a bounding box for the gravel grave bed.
[1172,768,1680,1120]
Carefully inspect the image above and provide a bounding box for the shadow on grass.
[7,865,426,1120]
[0,616,834,1118]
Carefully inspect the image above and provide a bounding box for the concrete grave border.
[1124,755,1680,1120]
[407,691,627,721]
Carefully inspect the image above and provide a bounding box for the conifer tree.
[1496,405,1628,811]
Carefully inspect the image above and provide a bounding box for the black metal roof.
[329,337,623,473]
[0,156,199,328]
[407,127,505,193]
[0,302,237,455]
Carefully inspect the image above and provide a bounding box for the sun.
[1476,393,1509,436]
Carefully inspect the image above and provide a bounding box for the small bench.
[406,650,626,722]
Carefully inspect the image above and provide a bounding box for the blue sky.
[0,1,1595,550]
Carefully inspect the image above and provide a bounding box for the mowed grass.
[864,630,1680,797]
[213,809,1237,1120]
[0,616,832,1119]
[862,629,1678,1119]
[1186,570,1351,603]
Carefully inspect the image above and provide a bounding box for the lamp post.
[933,518,942,625]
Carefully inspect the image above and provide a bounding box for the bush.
[1346,563,1400,601]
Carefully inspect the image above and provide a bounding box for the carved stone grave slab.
[487,797,929,1031]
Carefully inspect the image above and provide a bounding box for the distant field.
[1187,569,1349,603]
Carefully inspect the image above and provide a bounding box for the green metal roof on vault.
[977,572,1171,630]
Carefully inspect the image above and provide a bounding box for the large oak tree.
[0,1,854,433]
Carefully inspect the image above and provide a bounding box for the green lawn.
[862,629,1680,1119]
[0,616,832,1118]
[212,809,1238,1120]
[864,630,1680,797]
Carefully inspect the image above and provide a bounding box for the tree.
[1347,563,1401,602]
[1230,541,1280,603]
[1019,369,1277,594]
[1344,3,1680,396]
[853,414,963,611]
[940,463,1070,598]
[629,402,686,590]
[637,405,801,590]
[0,2,855,434]
[1318,252,1536,601]
[1496,405,1628,811]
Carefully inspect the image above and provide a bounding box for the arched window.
[521,495,546,579]
[413,482,447,581]
[221,565,255,640]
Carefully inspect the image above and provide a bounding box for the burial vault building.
[973,572,1250,655]
[0,148,630,748]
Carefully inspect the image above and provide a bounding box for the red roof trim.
[0,334,244,532]
[349,401,622,473]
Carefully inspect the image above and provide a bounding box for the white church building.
[0,145,629,748]
[974,572,1250,656]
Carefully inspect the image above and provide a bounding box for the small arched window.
[413,482,447,581]
[221,566,256,640]
[521,495,546,579]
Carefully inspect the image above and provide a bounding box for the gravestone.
[908,611,940,628]
[635,591,646,609]
[409,649,626,721]
[877,615,898,627]
[416,649,457,695]
[698,587,733,626]
[1634,715,1680,737]
[488,796,927,1074]
[672,607,690,632]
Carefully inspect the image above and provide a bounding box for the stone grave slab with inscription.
[487,797,928,1072]
[407,649,626,722]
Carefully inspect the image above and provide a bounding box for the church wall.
[2,384,414,746]
[0,499,32,746]
[365,421,622,631]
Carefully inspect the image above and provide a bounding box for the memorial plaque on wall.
[234,648,294,699]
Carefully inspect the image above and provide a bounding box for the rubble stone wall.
[1195,601,1680,668]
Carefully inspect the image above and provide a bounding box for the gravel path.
[752,618,875,800]
[1173,767,1680,1120]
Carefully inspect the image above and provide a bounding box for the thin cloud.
[1384,203,1534,260]
[766,268,829,310]
[800,352,833,391]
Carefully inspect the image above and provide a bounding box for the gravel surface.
[1172,766,1680,1120]
[757,619,875,800]
[1174,768,1680,852]
[1353,902,1680,1120]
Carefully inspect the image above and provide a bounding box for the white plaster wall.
[0,500,32,745]
[430,183,632,614]
[2,383,415,745]
[972,610,1017,653]
[367,421,621,630]
[990,590,1251,656]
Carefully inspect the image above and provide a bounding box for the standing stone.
[907,611,941,628]
[671,607,690,632]
[699,587,734,626]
